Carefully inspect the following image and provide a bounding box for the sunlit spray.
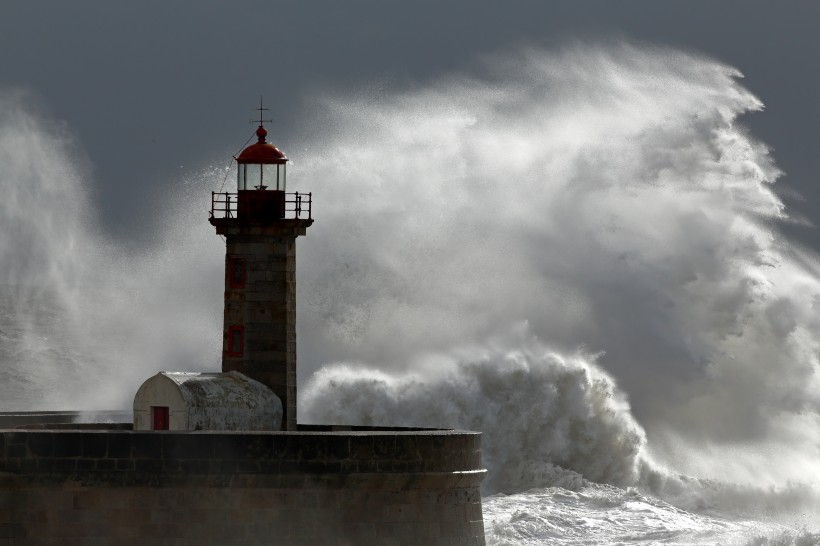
[291,43,820,524]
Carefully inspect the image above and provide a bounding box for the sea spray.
[293,43,820,502]
[1,41,819,534]
[0,92,224,410]
[288,44,820,529]
[0,91,97,407]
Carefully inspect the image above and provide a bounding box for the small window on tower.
[228,257,245,288]
[152,406,169,430]
[228,325,244,357]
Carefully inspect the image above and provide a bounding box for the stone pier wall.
[0,426,485,545]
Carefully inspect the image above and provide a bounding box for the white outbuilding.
[133,371,282,431]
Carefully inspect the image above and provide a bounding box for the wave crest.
[302,330,645,493]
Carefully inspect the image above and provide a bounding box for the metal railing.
[210,191,312,220]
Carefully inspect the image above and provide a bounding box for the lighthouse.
[208,115,312,431]
[35,109,486,546]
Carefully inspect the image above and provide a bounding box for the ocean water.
[1,43,819,544]
[483,484,819,545]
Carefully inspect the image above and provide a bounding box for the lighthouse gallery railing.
[210,191,312,220]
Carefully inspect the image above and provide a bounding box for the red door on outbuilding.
[152,406,169,430]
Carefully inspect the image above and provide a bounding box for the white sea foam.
[483,483,819,545]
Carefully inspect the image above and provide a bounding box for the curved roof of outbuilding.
[158,371,279,411]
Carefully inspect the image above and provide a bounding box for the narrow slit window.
[228,257,245,288]
[228,325,244,357]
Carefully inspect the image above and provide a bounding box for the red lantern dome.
[235,125,288,191]
[235,126,288,164]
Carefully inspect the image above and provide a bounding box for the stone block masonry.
[0,426,486,545]
[215,220,312,432]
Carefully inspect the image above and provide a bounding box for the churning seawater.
[1,43,819,544]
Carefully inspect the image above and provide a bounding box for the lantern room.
[236,125,287,191]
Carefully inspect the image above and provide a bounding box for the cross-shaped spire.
[252,96,273,127]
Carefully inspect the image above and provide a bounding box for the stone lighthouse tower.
[209,116,312,431]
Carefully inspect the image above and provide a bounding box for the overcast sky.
[1,1,818,247]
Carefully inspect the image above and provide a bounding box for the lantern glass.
[262,164,276,188]
[237,163,287,191]
[250,164,262,189]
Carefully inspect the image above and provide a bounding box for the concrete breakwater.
[0,423,486,545]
